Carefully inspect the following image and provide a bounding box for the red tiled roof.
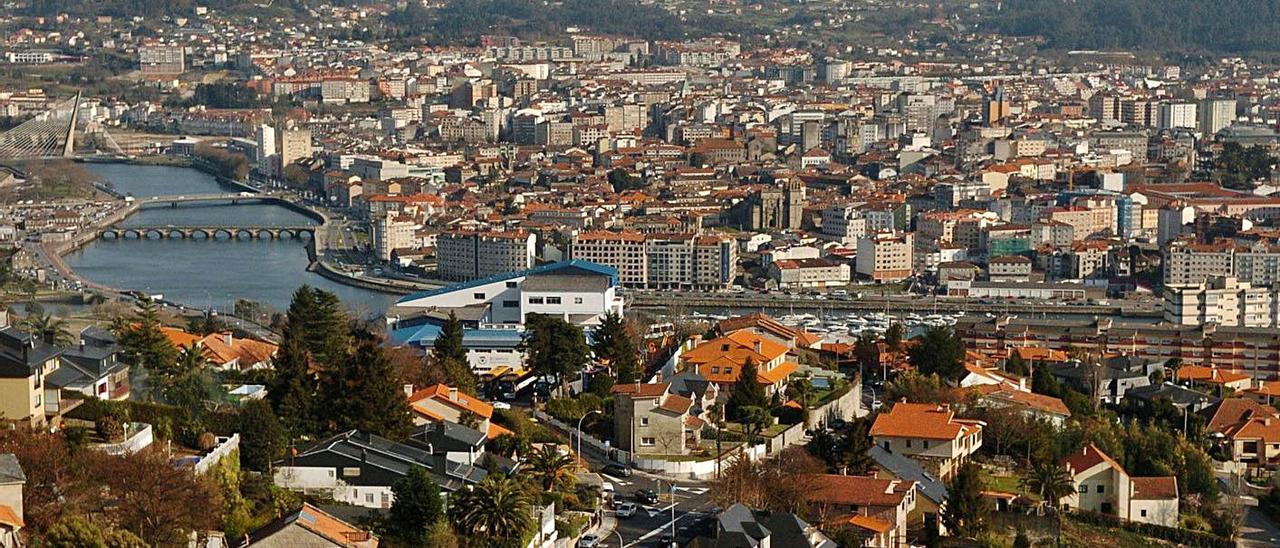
[1130,476,1178,500]
[1061,444,1124,477]
[805,474,915,507]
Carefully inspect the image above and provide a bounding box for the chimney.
[403,384,414,397]
[224,332,233,346]
[449,387,458,400]
[753,340,762,354]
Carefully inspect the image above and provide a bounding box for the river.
[63,164,400,316]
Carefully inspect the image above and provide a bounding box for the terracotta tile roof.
[1011,347,1069,362]
[160,326,202,349]
[835,514,894,534]
[870,402,978,441]
[1247,380,1280,397]
[293,503,378,547]
[199,332,277,368]
[0,504,21,529]
[658,393,694,415]
[408,383,494,419]
[757,361,799,385]
[612,382,670,398]
[1061,444,1124,477]
[684,330,790,366]
[805,474,915,507]
[971,385,1071,417]
[1203,398,1280,434]
[1130,476,1178,500]
[1177,365,1251,386]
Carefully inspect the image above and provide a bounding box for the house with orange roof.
[716,312,822,349]
[406,384,512,440]
[870,402,984,481]
[160,328,278,371]
[0,454,22,548]
[246,503,378,547]
[1176,365,1253,392]
[1198,398,1280,469]
[1243,380,1280,405]
[1060,444,1178,527]
[680,330,799,396]
[611,382,703,456]
[970,384,1072,426]
[804,474,917,548]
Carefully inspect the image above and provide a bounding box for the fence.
[805,382,863,430]
[192,434,240,475]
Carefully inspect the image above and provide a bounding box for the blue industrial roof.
[397,260,619,305]
[392,322,527,349]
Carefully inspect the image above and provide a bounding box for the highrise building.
[1198,98,1236,136]
[1156,103,1197,130]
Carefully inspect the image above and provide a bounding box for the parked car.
[602,463,632,477]
[635,489,659,504]
[578,534,600,547]
[615,502,637,518]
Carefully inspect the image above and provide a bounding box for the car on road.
[602,463,632,477]
[634,489,659,504]
[578,534,600,547]
[657,533,675,547]
[615,502,637,518]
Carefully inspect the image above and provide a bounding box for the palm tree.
[1022,461,1074,511]
[175,344,211,375]
[19,312,74,346]
[787,378,816,422]
[449,474,533,543]
[526,445,576,491]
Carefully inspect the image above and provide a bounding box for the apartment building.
[1163,240,1235,285]
[869,402,983,481]
[139,45,184,75]
[1164,276,1279,327]
[569,231,736,290]
[373,213,418,262]
[769,258,851,290]
[856,232,914,282]
[436,230,536,281]
[0,327,64,429]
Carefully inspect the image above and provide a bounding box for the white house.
[1060,444,1178,527]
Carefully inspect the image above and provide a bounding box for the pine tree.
[387,466,445,544]
[440,356,478,395]
[433,312,467,364]
[285,285,351,368]
[239,398,285,472]
[318,341,414,439]
[114,300,178,401]
[1006,351,1029,376]
[266,336,318,435]
[727,358,768,421]
[942,463,991,539]
[524,314,589,397]
[591,311,640,383]
[908,327,966,380]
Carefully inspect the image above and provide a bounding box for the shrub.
[96,415,125,442]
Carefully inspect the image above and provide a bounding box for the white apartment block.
[436,231,536,281]
[570,231,736,290]
[374,213,418,262]
[769,258,851,290]
[857,232,914,282]
[1164,276,1280,328]
[822,203,867,244]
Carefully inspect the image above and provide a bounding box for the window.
[906,439,913,448]
[640,417,649,427]
[529,297,544,304]
[366,493,374,504]
[724,367,733,375]
[1096,485,1104,494]
[506,281,518,288]
[923,440,930,449]
[473,292,485,300]
[575,297,584,304]
[503,300,518,308]
[1079,485,1088,494]
[547,296,562,304]
[1140,509,1147,518]
[641,437,656,446]
[342,467,362,477]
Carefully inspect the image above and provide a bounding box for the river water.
[63,164,399,316]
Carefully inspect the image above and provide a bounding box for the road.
[600,470,717,548]
[1238,495,1280,548]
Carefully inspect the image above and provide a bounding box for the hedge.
[1067,511,1233,548]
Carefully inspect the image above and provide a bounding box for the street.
[599,470,717,548]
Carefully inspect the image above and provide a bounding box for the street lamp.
[654,478,677,547]
[577,409,601,467]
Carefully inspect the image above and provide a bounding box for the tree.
[440,356,478,395]
[834,418,874,475]
[527,444,576,491]
[523,314,590,397]
[1014,528,1032,548]
[448,474,533,545]
[387,466,445,544]
[1005,351,1029,376]
[1022,461,1074,509]
[97,447,224,545]
[318,341,414,439]
[592,311,641,383]
[114,301,178,400]
[266,336,317,435]
[738,405,770,445]
[18,311,74,346]
[726,358,768,421]
[786,377,815,422]
[853,333,881,375]
[433,312,467,364]
[942,463,991,539]
[908,327,966,380]
[45,516,148,548]
[238,399,285,472]
[884,323,905,353]
[284,285,351,368]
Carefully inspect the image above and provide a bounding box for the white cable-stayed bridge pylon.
[0,92,126,161]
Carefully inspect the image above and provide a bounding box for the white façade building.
[386,260,625,375]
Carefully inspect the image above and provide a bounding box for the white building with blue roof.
[386,260,625,375]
